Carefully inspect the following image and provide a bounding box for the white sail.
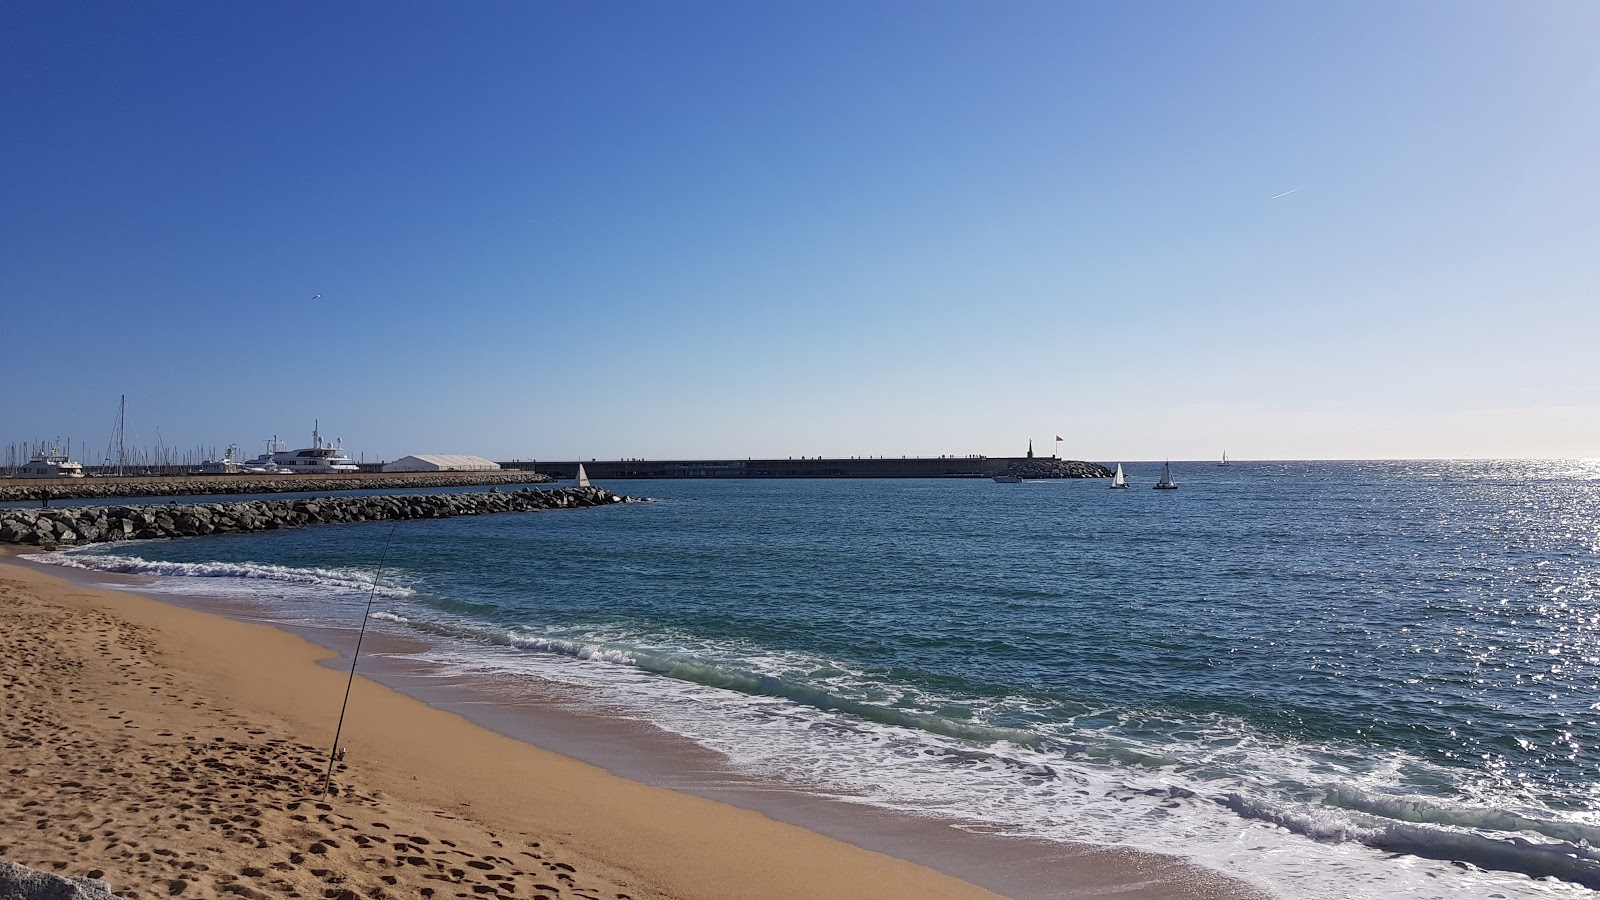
[1155,461,1177,489]
[575,463,590,487]
[1111,463,1127,488]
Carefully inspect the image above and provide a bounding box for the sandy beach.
[0,552,1010,900]
[0,549,1269,900]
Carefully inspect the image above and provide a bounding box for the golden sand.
[0,556,1001,900]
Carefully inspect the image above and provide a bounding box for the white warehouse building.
[382,455,501,473]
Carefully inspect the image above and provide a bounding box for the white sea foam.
[31,551,414,620]
[399,620,1597,900]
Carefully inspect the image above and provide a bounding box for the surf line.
[323,521,401,796]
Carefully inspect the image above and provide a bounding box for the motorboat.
[197,444,244,474]
[244,424,358,474]
[992,474,1023,483]
[16,447,86,478]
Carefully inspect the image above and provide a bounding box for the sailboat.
[1153,461,1178,490]
[1110,463,1129,489]
[1219,450,1229,467]
[575,463,591,487]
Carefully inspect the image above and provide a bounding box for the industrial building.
[382,455,501,473]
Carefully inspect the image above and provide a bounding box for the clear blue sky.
[4,1,1597,462]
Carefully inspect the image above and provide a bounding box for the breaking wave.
[40,552,414,599]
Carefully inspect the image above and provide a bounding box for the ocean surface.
[36,461,1600,898]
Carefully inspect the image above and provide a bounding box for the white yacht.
[245,425,358,474]
[17,447,86,478]
[1110,463,1129,489]
[239,437,286,474]
[197,444,244,475]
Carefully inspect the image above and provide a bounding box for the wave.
[368,612,1043,745]
[1218,792,1600,890]
[377,607,1600,893]
[42,552,414,599]
[1322,782,1600,847]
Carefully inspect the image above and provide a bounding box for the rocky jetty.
[0,472,555,504]
[999,459,1113,479]
[0,861,121,900]
[0,487,630,548]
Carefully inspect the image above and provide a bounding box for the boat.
[575,463,591,487]
[239,437,286,474]
[16,446,86,478]
[1154,461,1178,490]
[1219,450,1229,467]
[992,474,1023,483]
[245,424,358,474]
[197,444,243,475]
[1110,463,1129,489]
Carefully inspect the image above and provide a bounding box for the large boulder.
[0,860,120,900]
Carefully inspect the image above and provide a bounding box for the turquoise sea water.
[45,461,1600,898]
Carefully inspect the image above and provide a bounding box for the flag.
[1055,435,1064,441]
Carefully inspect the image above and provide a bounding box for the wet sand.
[0,551,1267,899]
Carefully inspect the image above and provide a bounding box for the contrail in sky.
[1270,187,1301,200]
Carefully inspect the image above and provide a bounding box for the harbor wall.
[511,457,1111,479]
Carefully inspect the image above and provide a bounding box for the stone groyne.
[0,472,555,504]
[999,459,1113,479]
[0,487,630,548]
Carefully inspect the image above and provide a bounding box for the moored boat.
[16,447,86,478]
[197,444,244,475]
[242,424,358,474]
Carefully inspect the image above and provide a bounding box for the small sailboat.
[1153,461,1178,490]
[1219,450,1229,467]
[575,463,591,487]
[1110,463,1129,489]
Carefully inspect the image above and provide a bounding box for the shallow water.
[45,461,1600,898]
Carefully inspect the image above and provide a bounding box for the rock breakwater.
[0,487,630,548]
[0,472,554,504]
[1001,459,1113,479]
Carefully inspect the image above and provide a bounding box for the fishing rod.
[322,520,400,796]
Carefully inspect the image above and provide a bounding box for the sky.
[3,1,1598,462]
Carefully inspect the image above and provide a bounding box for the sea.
[27,460,1600,899]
